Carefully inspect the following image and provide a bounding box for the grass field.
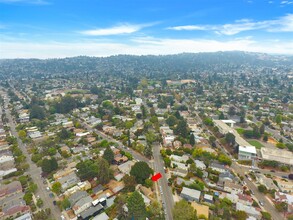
[248,140,265,149]
[236,128,245,135]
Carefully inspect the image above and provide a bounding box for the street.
[153,143,174,220]
[1,90,61,220]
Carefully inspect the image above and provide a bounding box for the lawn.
[248,140,265,149]
[236,128,245,135]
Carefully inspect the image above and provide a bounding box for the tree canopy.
[173,200,197,220]
[130,161,153,184]
[127,191,147,220]
[103,147,114,164]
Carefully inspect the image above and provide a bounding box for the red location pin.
[151,173,162,182]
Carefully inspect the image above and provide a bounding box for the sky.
[0,0,293,58]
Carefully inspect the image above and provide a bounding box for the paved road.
[153,143,174,220]
[191,109,283,220]
[80,121,150,165]
[1,90,61,220]
[231,163,283,220]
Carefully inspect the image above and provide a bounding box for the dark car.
[53,200,57,205]
[270,170,275,173]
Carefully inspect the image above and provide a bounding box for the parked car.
[259,201,264,206]
[53,200,57,205]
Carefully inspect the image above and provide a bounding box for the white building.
[238,146,257,160]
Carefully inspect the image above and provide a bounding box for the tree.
[233,210,247,220]
[58,128,71,139]
[41,157,58,173]
[23,192,33,204]
[166,115,177,127]
[148,201,161,218]
[127,191,147,220]
[51,182,61,194]
[130,161,153,184]
[36,198,43,208]
[173,200,197,220]
[122,174,136,192]
[275,114,282,124]
[259,124,265,134]
[258,184,267,193]
[30,105,45,120]
[225,133,235,145]
[228,106,236,116]
[219,112,225,119]
[275,202,288,212]
[18,130,27,139]
[103,147,114,164]
[263,134,268,142]
[174,120,188,138]
[261,211,272,220]
[61,198,71,210]
[96,157,111,184]
[190,133,195,146]
[76,159,99,180]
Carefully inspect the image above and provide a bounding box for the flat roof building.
[260,148,293,166]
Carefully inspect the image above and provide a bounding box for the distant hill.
[0,51,292,78]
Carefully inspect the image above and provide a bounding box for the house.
[237,193,253,206]
[275,177,293,193]
[1,198,30,219]
[203,194,213,204]
[219,171,235,184]
[78,204,103,220]
[172,161,189,171]
[236,202,261,219]
[194,160,206,170]
[93,185,105,195]
[176,177,193,186]
[180,187,201,202]
[73,196,93,215]
[224,181,243,195]
[118,160,135,174]
[92,212,109,220]
[275,192,293,205]
[238,146,257,160]
[14,213,32,220]
[69,191,88,206]
[209,162,228,173]
[219,192,239,204]
[53,167,76,180]
[191,202,209,219]
[139,192,151,206]
[255,174,279,191]
[170,154,189,163]
[58,172,80,191]
[0,181,22,199]
[107,180,125,194]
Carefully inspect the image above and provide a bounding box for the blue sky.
[0,0,293,58]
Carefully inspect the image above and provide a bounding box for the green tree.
[28,183,38,193]
[30,105,46,120]
[233,210,247,220]
[174,120,188,138]
[261,211,272,220]
[275,114,282,124]
[51,182,62,194]
[130,161,153,184]
[225,133,235,145]
[148,201,161,218]
[173,200,197,220]
[190,133,195,146]
[166,115,177,126]
[61,198,71,210]
[23,192,33,204]
[103,147,114,164]
[96,157,111,184]
[37,198,43,208]
[275,202,288,212]
[41,157,58,173]
[263,134,268,142]
[127,191,147,220]
[219,112,225,120]
[258,184,267,193]
[122,174,136,192]
[146,131,157,144]
[259,124,265,134]
[76,159,99,180]
[18,130,27,139]
[58,128,71,139]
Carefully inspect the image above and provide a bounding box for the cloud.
[1,37,293,59]
[0,0,49,4]
[281,1,293,5]
[168,14,293,35]
[80,24,146,36]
